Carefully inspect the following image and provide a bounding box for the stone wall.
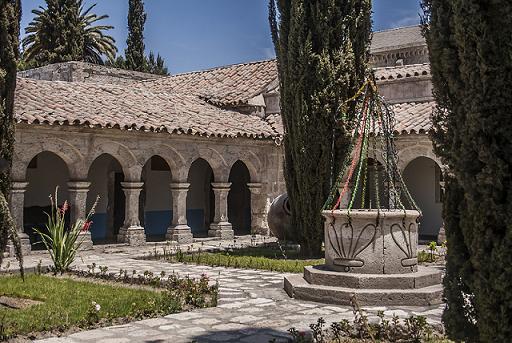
[377,77,434,104]
[370,46,430,68]
[18,61,162,85]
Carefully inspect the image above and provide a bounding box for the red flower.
[60,201,69,214]
[82,221,93,232]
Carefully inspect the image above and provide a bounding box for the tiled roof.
[266,101,434,136]
[142,59,278,107]
[265,113,284,137]
[371,26,426,53]
[374,64,430,81]
[393,101,434,134]
[14,77,279,139]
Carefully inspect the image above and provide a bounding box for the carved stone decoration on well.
[323,210,419,274]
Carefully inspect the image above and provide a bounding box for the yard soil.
[0,296,43,309]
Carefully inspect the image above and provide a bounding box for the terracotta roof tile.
[371,26,426,52]
[392,101,434,134]
[265,113,284,137]
[374,64,430,81]
[14,77,278,139]
[265,101,434,136]
[142,59,278,107]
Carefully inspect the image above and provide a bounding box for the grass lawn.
[166,244,325,273]
[0,274,201,339]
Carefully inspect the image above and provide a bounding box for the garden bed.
[157,243,325,273]
[0,273,217,340]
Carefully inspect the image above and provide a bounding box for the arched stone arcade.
[228,161,252,235]
[140,156,173,241]
[403,156,444,241]
[8,139,273,251]
[24,151,70,249]
[186,158,215,238]
[86,153,125,244]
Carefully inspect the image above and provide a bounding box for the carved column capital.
[247,183,263,194]
[170,182,190,191]
[211,182,231,190]
[10,181,29,192]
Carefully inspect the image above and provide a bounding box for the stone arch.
[86,153,125,243]
[196,147,229,182]
[138,144,188,182]
[140,155,173,240]
[24,151,71,248]
[397,145,442,173]
[13,139,82,180]
[228,160,252,235]
[227,150,263,183]
[186,158,215,237]
[402,156,444,241]
[86,141,141,181]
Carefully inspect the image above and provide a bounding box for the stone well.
[284,209,443,306]
[324,210,419,274]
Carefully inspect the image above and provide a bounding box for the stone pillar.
[208,182,234,239]
[247,183,269,235]
[437,181,446,244]
[166,182,193,244]
[7,182,31,255]
[117,182,146,246]
[67,181,93,250]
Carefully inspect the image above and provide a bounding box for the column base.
[166,225,193,244]
[251,225,270,236]
[117,226,146,246]
[437,226,446,245]
[208,222,234,240]
[76,231,94,251]
[6,233,31,256]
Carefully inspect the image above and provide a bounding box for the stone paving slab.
[1,237,445,342]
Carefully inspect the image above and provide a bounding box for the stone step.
[304,265,442,289]
[284,274,443,306]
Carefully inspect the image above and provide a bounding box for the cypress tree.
[423,0,512,341]
[269,0,371,256]
[125,0,147,72]
[0,0,24,273]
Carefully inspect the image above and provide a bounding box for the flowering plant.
[33,187,99,274]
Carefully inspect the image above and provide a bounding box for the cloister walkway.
[1,236,444,343]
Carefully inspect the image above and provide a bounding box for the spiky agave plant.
[22,0,117,65]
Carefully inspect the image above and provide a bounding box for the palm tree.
[22,0,117,66]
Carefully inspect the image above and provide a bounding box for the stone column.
[67,181,94,250]
[208,182,234,239]
[247,183,269,235]
[7,182,31,255]
[437,181,446,244]
[166,182,193,244]
[117,182,146,246]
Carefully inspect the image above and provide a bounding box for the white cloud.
[392,14,420,28]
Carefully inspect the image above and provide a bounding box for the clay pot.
[267,193,291,240]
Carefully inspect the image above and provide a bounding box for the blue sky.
[20,0,423,74]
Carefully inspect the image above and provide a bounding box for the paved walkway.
[1,237,444,343]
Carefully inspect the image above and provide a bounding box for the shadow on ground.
[189,327,292,343]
